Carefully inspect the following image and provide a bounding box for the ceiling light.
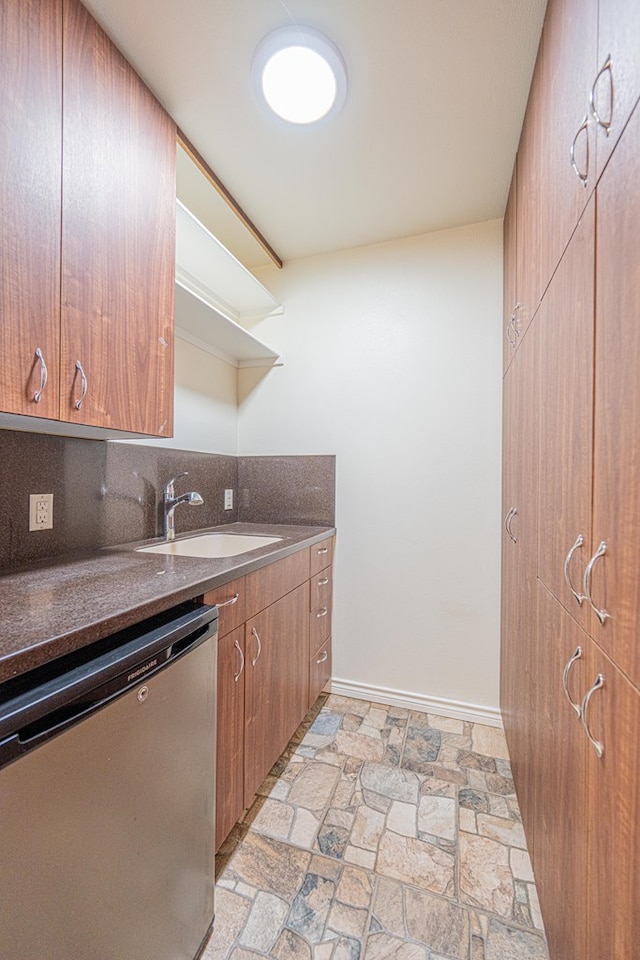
[252,26,347,125]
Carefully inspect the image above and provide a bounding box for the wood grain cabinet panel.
[215,625,245,852]
[244,548,310,618]
[0,0,62,420]
[537,199,594,633]
[590,101,640,689]
[244,582,309,806]
[502,166,518,372]
[60,0,175,435]
[309,637,332,711]
[594,0,640,178]
[310,537,334,576]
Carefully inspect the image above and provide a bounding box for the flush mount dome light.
[252,25,347,124]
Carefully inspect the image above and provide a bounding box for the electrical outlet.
[224,489,234,510]
[29,493,54,531]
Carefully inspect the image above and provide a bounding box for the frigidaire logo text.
[127,659,158,682]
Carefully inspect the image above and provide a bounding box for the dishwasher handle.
[0,604,217,770]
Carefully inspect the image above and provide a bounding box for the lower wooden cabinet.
[215,624,245,852]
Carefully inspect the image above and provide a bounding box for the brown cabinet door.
[60,0,175,435]
[537,199,594,632]
[502,166,518,372]
[534,0,598,301]
[534,584,589,960]
[244,582,309,806]
[500,321,539,847]
[0,0,62,420]
[594,0,640,178]
[215,625,245,852]
[591,101,640,689]
[583,642,640,960]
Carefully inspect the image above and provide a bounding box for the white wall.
[238,221,503,716]
[123,337,238,454]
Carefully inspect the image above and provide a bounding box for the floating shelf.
[174,200,283,367]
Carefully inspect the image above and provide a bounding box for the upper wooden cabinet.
[502,166,518,371]
[594,0,640,177]
[0,0,176,437]
[0,0,62,421]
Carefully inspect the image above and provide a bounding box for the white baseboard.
[328,677,503,728]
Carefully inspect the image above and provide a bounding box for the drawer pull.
[570,115,590,188]
[233,638,245,682]
[563,534,585,606]
[562,646,583,717]
[217,593,239,608]
[505,506,517,543]
[589,54,613,135]
[315,607,328,618]
[33,348,48,403]
[582,541,610,624]
[316,650,329,664]
[251,626,262,666]
[317,577,329,587]
[317,547,329,555]
[74,360,88,410]
[580,674,605,758]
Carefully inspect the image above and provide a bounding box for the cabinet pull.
[589,55,613,136]
[74,360,88,410]
[317,578,329,587]
[506,314,517,347]
[563,534,585,606]
[233,637,245,682]
[570,115,590,188]
[562,646,583,717]
[580,673,605,758]
[217,593,240,608]
[582,541,610,624]
[251,626,262,666]
[317,546,329,555]
[33,348,48,403]
[316,650,329,664]
[504,506,517,543]
[315,607,329,618]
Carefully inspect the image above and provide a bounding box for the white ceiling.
[82,0,547,267]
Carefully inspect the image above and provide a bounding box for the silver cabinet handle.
[564,534,585,606]
[33,348,48,403]
[589,54,613,135]
[217,593,239,608]
[251,626,262,666]
[504,506,517,543]
[74,360,88,410]
[316,607,328,619]
[580,673,605,758]
[506,314,517,347]
[317,547,329,555]
[317,578,329,587]
[583,541,610,624]
[316,650,329,664]
[233,637,245,682]
[562,646,583,717]
[570,115,590,187]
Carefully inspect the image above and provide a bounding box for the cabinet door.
[583,642,640,960]
[215,625,245,852]
[534,584,588,960]
[534,0,598,298]
[594,0,640,177]
[502,166,518,372]
[500,322,539,848]
[60,0,175,435]
[244,582,309,806]
[537,199,594,632]
[0,0,61,420]
[591,101,640,689]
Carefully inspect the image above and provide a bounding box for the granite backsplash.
[0,430,335,571]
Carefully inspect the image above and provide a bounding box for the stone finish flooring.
[204,695,550,960]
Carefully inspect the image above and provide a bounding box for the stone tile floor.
[204,694,550,960]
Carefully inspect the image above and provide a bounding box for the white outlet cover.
[29,493,54,531]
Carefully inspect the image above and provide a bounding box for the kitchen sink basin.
[136,533,283,559]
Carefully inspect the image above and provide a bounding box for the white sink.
[136,533,282,559]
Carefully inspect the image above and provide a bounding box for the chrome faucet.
[163,472,203,540]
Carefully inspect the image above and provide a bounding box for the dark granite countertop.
[0,522,335,684]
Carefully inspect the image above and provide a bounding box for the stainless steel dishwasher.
[0,601,217,960]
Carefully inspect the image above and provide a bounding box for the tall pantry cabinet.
[501,0,640,957]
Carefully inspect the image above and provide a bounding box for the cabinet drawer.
[310,597,332,655]
[309,637,332,709]
[203,576,246,638]
[245,548,310,618]
[310,537,334,576]
[310,565,333,612]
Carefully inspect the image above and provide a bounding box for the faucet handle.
[164,471,189,499]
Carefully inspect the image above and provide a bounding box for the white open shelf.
[174,200,283,368]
